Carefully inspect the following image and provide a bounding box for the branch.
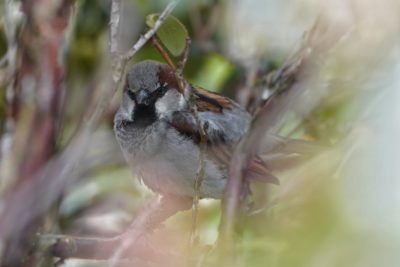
[0,0,18,167]
[219,18,346,250]
[219,34,313,246]
[238,63,258,109]
[190,120,208,245]
[150,35,203,245]
[149,36,204,245]
[86,0,179,127]
[152,36,176,70]
[166,39,207,246]
[110,0,122,55]
[175,38,191,77]
[189,1,221,52]
[41,234,178,266]
[124,1,179,60]
[43,196,191,264]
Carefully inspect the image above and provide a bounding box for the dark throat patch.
[132,104,157,128]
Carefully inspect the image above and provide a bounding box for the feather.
[166,85,279,185]
[208,145,280,184]
[193,85,233,113]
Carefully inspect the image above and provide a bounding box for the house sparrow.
[114,60,279,199]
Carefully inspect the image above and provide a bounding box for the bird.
[113,60,281,200]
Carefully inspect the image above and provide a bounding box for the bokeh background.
[0,0,399,266]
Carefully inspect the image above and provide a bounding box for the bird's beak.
[136,89,151,105]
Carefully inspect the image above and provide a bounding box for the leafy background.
[0,0,399,266]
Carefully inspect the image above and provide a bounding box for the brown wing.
[168,110,226,144]
[168,85,279,185]
[192,85,233,113]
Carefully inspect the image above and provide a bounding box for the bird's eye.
[127,90,136,101]
[156,85,168,96]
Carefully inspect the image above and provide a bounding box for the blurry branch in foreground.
[0,0,19,188]
[219,19,345,254]
[0,0,179,266]
[41,196,191,266]
[0,0,74,265]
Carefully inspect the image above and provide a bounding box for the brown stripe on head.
[157,65,180,92]
[157,64,233,113]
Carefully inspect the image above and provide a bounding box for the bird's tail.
[260,135,325,172]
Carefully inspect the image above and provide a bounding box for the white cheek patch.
[155,90,184,118]
[120,95,136,120]
[178,94,187,109]
[155,96,169,116]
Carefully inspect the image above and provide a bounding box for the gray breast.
[114,121,227,198]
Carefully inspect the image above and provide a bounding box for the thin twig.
[176,38,191,77]
[150,36,192,97]
[190,121,208,246]
[124,1,179,60]
[163,39,208,246]
[152,36,176,70]
[218,17,347,253]
[189,1,220,50]
[87,0,179,128]
[189,4,203,41]
[219,34,313,248]
[176,38,192,96]
[204,2,221,40]
[150,34,205,245]
[238,63,258,108]
[110,0,122,55]
[150,35,205,245]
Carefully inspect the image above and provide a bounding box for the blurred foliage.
[66,0,110,77]
[0,0,398,266]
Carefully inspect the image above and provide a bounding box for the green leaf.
[146,13,188,57]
